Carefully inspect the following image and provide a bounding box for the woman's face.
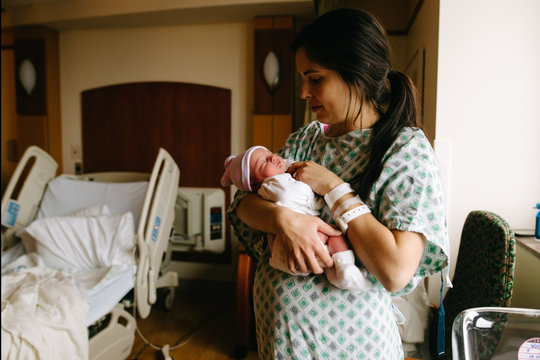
[249,148,287,189]
[295,48,358,127]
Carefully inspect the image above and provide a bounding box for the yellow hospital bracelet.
[335,204,371,233]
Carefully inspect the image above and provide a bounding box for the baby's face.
[250,148,287,188]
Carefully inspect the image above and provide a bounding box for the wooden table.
[515,235,540,259]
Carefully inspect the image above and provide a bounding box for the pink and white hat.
[221,146,267,192]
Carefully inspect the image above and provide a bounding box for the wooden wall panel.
[253,16,294,152]
[272,115,292,152]
[17,116,47,152]
[253,115,292,153]
[1,30,18,193]
[270,28,294,114]
[14,38,46,115]
[82,82,230,186]
[12,26,62,173]
[253,24,273,115]
[253,16,294,115]
[252,115,273,151]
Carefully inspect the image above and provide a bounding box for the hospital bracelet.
[334,195,363,217]
[324,182,354,211]
[335,204,371,233]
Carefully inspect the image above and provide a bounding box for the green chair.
[430,210,516,359]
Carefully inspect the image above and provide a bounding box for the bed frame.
[1,145,180,360]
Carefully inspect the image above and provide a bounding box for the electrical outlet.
[70,145,82,159]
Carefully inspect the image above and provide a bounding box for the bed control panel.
[209,206,223,240]
[171,187,225,253]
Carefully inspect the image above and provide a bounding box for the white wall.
[59,22,253,281]
[435,0,540,300]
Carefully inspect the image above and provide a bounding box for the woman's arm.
[289,161,425,292]
[347,219,424,292]
[236,193,339,274]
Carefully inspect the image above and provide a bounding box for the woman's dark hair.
[291,8,420,199]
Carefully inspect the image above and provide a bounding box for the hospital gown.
[228,121,450,359]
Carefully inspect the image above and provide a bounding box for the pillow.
[17,212,136,272]
[67,204,111,217]
[37,177,148,226]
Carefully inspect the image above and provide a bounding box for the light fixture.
[19,59,36,95]
[262,51,280,93]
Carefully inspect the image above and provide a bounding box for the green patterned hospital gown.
[228,121,450,360]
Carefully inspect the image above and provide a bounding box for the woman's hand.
[274,206,340,274]
[236,193,339,274]
[288,161,343,196]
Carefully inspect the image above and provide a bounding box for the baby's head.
[221,146,287,191]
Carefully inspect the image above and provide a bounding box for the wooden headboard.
[81,81,231,263]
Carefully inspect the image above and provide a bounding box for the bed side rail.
[135,148,180,319]
[1,146,57,250]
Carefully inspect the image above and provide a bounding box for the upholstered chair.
[430,210,516,359]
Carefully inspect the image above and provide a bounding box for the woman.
[227,8,450,359]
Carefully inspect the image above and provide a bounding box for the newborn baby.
[221,145,373,292]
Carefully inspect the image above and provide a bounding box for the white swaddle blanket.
[1,254,89,360]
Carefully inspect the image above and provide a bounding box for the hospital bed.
[1,145,180,359]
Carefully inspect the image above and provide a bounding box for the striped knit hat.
[221,146,267,192]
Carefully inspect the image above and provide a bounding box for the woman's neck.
[325,105,380,137]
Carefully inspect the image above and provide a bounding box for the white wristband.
[324,182,354,210]
[334,195,363,217]
[335,204,371,233]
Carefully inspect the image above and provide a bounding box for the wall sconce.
[18,59,36,95]
[15,37,47,116]
[263,51,280,93]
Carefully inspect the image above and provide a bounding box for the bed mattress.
[78,264,135,326]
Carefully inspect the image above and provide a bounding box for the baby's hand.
[317,232,329,245]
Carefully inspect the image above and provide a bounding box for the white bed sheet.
[4,198,139,325]
[1,243,136,327]
[1,252,89,360]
